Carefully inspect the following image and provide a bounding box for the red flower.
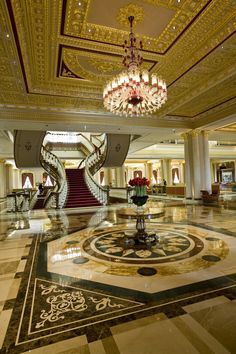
[128,177,150,187]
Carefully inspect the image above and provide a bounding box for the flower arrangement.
[129,177,150,197]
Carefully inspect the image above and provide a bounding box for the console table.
[117,207,165,244]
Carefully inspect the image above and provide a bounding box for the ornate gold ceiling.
[217,123,236,133]
[0,0,236,129]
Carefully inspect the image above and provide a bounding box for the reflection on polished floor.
[0,200,236,353]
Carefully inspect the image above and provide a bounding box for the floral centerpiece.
[129,177,150,207]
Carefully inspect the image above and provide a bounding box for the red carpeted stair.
[64,168,101,208]
[33,197,45,209]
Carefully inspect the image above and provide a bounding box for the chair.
[200,189,219,203]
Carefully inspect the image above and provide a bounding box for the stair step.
[64,168,102,208]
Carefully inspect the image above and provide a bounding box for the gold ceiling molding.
[0,0,235,126]
[157,0,236,82]
[117,4,144,28]
[63,48,116,83]
[193,98,236,124]
[64,0,210,54]
[88,59,122,74]
[217,124,236,132]
[63,47,152,82]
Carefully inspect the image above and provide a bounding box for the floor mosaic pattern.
[0,202,236,353]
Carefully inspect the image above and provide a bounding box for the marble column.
[180,162,184,184]
[116,166,126,187]
[234,161,236,182]
[183,130,212,200]
[13,168,21,189]
[162,159,171,186]
[210,161,216,184]
[103,168,113,186]
[146,162,152,182]
[191,131,202,199]
[199,131,212,193]
[0,161,7,198]
[5,163,14,194]
[183,133,193,199]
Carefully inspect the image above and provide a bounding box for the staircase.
[64,168,101,208]
[33,197,45,209]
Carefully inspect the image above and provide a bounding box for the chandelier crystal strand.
[103,16,167,117]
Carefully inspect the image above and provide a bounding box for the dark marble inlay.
[14,272,24,278]
[72,257,89,264]
[202,255,221,262]
[1,217,234,353]
[205,237,220,241]
[3,298,15,310]
[82,228,204,265]
[137,267,157,276]
[66,240,79,244]
[29,279,144,333]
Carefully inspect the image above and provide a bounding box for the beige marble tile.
[111,313,167,335]
[0,248,25,261]
[0,274,15,280]
[89,340,106,354]
[113,318,199,354]
[102,336,120,354]
[183,295,230,313]
[180,314,230,354]
[16,259,27,273]
[190,302,236,353]
[172,316,215,354]
[0,239,31,249]
[0,277,21,301]
[21,335,88,353]
[0,260,19,276]
[7,278,21,299]
[0,309,12,349]
[0,279,15,301]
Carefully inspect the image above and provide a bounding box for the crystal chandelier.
[103,16,167,117]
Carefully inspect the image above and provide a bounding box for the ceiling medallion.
[117,4,144,28]
[103,16,167,117]
[89,59,122,74]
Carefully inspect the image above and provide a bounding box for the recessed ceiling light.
[6,33,10,38]
[177,0,181,3]
[172,26,176,30]
[88,28,91,32]
[78,2,81,5]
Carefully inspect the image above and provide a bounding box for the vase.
[134,185,146,197]
[131,195,148,213]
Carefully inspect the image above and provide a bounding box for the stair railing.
[40,146,68,209]
[84,165,109,205]
[84,134,109,205]
[29,190,39,210]
[86,135,107,175]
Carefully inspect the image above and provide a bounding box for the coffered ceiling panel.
[0,0,235,132]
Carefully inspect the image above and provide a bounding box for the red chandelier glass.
[103,16,167,117]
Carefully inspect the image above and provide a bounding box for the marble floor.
[0,200,236,353]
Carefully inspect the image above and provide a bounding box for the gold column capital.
[200,130,209,138]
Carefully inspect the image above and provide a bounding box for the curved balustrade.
[40,146,68,209]
[7,191,30,212]
[83,135,109,205]
[85,136,107,175]
[29,190,39,210]
[84,164,109,205]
